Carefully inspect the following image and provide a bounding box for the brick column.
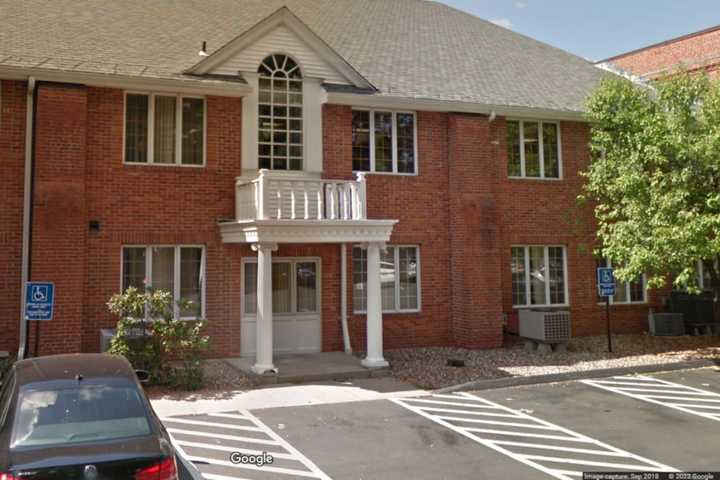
[448,113,503,348]
[30,83,87,355]
[0,80,27,354]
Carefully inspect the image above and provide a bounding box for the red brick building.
[0,1,657,372]
[600,25,720,79]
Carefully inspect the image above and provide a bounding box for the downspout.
[18,77,36,360]
[340,243,352,353]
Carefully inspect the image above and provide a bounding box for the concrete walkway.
[151,377,426,417]
[226,351,390,384]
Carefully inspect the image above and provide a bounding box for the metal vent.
[99,329,116,353]
[519,310,571,342]
[649,313,684,336]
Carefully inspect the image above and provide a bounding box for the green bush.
[0,355,13,384]
[107,286,209,390]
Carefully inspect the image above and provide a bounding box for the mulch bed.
[386,334,720,389]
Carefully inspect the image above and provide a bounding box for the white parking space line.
[393,392,676,480]
[165,427,281,445]
[163,410,332,480]
[582,375,720,422]
[163,417,264,432]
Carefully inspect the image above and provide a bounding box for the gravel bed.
[146,359,253,400]
[386,334,720,389]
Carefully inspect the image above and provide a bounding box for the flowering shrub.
[107,286,209,390]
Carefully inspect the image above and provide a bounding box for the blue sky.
[439,0,720,61]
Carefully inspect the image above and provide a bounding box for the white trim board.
[186,6,373,90]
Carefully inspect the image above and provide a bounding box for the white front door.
[241,257,322,356]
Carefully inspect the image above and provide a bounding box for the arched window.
[258,54,303,170]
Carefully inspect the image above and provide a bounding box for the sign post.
[597,267,615,353]
[25,282,54,356]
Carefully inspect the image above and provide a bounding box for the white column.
[251,242,278,374]
[361,242,389,368]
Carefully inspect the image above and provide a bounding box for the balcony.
[219,169,397,244]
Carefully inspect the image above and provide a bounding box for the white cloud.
[514,1,528,8]
[490,18,513,29]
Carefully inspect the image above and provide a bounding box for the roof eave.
[325,91,589,122]
[0,65,252,97]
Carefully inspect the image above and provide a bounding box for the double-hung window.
[596,259,646,304]
[352,110,417,174]
[352,246,420,313]
[511,246,567,307]
[507,120,561,179]
[121,246,205,319]
[124,93,205,166]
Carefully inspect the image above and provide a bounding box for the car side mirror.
[135,369,150,384]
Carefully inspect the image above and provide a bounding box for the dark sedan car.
[0,354,178,480]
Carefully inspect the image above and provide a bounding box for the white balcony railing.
[236,170,368,221]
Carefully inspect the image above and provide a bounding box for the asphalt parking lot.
[167,367,720,480]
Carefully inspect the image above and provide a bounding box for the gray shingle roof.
[0,0,606,113]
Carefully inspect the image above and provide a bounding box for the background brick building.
[600,25,720,79]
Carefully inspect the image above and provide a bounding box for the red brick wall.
[81,88,244,357]
[447,113,503,348]
[28,84,88,355]
[1,82,658,359]
[323,105,454,351]
[608,27,720,79]
[0,80,26,354]
[494,118,663,336]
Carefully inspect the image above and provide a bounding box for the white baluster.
[355,172,367,220]
[328,184,337,220]
[343,184,351,220]
[276,188,282,219]
[304,189,309,220]
[290,183,297,220]
[317,189,324,220]
[257,169,269,220]
[349,182,359,220]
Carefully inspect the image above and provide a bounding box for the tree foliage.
[582,72,720,298]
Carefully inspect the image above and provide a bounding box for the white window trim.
[512,245,569,309]
[123,92,207,167]
[353,245,422,314]
[507,119,563,180]
[596,259,647,305]
[351,108,419,176]
[120,245,207,320]
[241,257,322,317]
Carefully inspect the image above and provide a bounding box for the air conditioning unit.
[519,310,571,342]
[99,329,116,353]
[649,312,684,336]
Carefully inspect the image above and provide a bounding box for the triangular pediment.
[186,7,373,89]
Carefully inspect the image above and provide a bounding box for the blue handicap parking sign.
[25,282,54,321]
[597,267,615,297]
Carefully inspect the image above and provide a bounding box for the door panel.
[241,258,321,356]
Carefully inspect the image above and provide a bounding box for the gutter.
[325,92,589,122]
[18,77,36,360]
[340,244,352,354]
[0,66,252,98]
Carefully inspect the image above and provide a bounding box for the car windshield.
[11,381,151,448]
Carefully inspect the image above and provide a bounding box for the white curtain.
[154,96,176,164]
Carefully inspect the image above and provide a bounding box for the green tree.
[582,72,720,302]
